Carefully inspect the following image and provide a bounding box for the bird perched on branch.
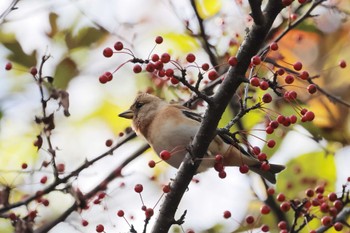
[119,93,285,183]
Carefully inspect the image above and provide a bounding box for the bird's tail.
[249,163,285,184]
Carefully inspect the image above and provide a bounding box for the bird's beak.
[118,109,134,119]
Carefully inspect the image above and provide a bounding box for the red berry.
[214,162,224,172]
[307,84,317,94]
[284,75,294,84]
[40,176,48,184]
[305,188,314,197]
[252,146,261,155]
[215,154,223,162]
[103,47,113,57]
[304,111,315,121]
[320,202,329,213]
[260,205,270,214]
[277,68,285,75]
[270,42,279,51]
[290,115,297,124]
[282,0,293,7]
[82,219,89,227]
[245,215,255,224]
[269,120,279,129]
[250,77,260,87]
[42,199,49,206]
[293,61,303,71]
[261,162,270,171]
[22,163,28,169]
[228,56,238,66]
[30,67,38,76]
[160,53,171,63]
[134,184,143,193]
[146,63,155,73]
[280,201,291,212]
[162,185,171,193]
[160,150,171,160]
[328,192,337,202]
[186,53,196,63]
[267,139,276,148]
[298,0,307,4]
[218,170,227,179]
[201,63,210,71]
[114,41,124,51]
[96,224,104,232]
[151,54,160,62]
[267,187,275,195]
[155,36,163,44]
[208,70,218,81]
[145,208,154,218]
[170,77,179,85]
[105,139,113,147]
[300,70,309,80]
[258,153,267,161]
[148,160,156,168]
[339,60,346,68]
[261,224,269,232]
[165,68,174,77]
[251,55,261,65]
[260,81,269,90]
[334,222,343,231]
[57,163,65,173]
[278,221,288,229]
[223,210,231,219]
[262,93,272,103]
[117,210,124,217]
[133,64,142,73]
[239,164,249,174]
[277,115,286,124]
[277,193,286,202]
[333,200,343,210]
[321,216,332,226]
[5,62,12,70]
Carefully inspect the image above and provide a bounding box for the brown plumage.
[119,93,285,183]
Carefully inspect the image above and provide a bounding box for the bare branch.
[0,0,20,24]
[248,0,265,25]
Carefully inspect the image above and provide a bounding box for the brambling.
[119,93,284,183]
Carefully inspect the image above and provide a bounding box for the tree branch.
[248,0,265,25]
[151,1,284,232]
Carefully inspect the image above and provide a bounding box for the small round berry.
[293,61,303,71]
[114,41,124,51]
[305,188,315,197]
[282,0,293,7]
[165,68,174,77]
[334,222,343,231]
[22,163,28,169]
[269,120,279,129]
[133,64,142,73]
[228,56,238,66]
[146,63,155,73]
[103,47,113,58]
[160,150,171,160]
[30,67,38,76]
[42,199,49,206]
[201,63,210,71]
[251,55,261,65]
[96,224,104,232]
[277,115,286,124]
[170,77,179,85]
[151,54,160,62]
[276,68,285,75]
[145,208,154,218]
[245,215,255,224]
[162,185,171,193]
[284,75,294,84]
[261,162,270,171]
[105,139,113,147]
[260,81,269,90]
[252,146,261,155]
[155,36,163,44]
[208,70,218,81]
[215,154,223,162]
[117,210,124,217]
[5,62,12,70]
[186,53,196,63]
[218,170,227,179]
[82,219,89,227]
[134,184,143,193]
[148,160,156,168]
[40,176,48,184]
[298,0,307,4]
[262,93,272,103]
[267,187,275,195]
[339,60,346,68]
[280,201,291,212]
[239,164,249,174]
[250,77,260,87]
[321,216,332,226]
[278,221,288,230]
[223,210,231,219]
[57,163,65,173]
[320,202,329,213]
[307,84,317,94]
[333,200,343,210]
[261,224,269,232]
[260,205,270,214]
[328,192,337,202]
[270,42,279,51]
[299,70,309,80]
[160,53,171,63]
[258,153,267,161]
[265,126,274,134]
[267,139,276,148]
[277,193,286,202]
[214,162,224,172]
[304,111,315,121]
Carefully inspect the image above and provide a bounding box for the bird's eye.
[135,102,144,109]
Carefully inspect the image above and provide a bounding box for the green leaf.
[2,38,37,68]
[65,27,107,50]
[276,151,336,198]
[47,12,59,38]
[53,57,78,89]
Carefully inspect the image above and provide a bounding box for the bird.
[118,93,285,183]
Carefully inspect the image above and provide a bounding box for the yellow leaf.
[195,0,222,19]
[162,33,200,54]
